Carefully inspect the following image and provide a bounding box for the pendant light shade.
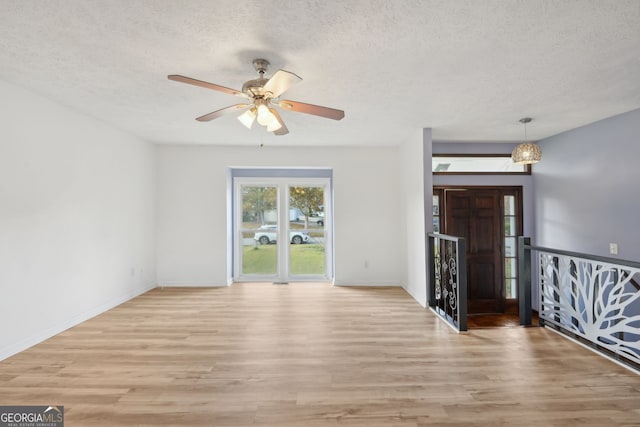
[512,118,542,164]
[511,142,542,164]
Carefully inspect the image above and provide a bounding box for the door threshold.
[467,312,539,328]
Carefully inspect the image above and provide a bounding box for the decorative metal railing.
[519,237,640,371]
[427,233,467,332]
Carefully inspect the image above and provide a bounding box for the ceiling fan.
[168,59,345,136]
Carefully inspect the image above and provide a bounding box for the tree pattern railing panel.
[427,233,467,332]
[539,251,640,368]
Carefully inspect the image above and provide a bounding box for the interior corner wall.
[533,108,640,261]
[0,80,157,361]
[398,129,430,306]
[155,144,404,287]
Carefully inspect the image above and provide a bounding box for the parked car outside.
[254,225,310,245]
[299,212,325,226]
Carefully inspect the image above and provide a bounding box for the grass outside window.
[243,244,325,275]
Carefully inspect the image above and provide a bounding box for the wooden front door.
[445,189,503,313]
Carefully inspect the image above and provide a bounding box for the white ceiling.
[1,0,639,147]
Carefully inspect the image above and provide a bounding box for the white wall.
[0,80,156,361]
[398,129,430,306]
[156,144,404,286]
[534,108,640,261]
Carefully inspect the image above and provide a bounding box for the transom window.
[432,154,530,175]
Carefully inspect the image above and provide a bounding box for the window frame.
[432,154,532,175]
[232,176,333,283]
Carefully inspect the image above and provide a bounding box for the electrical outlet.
[609,243,618,255]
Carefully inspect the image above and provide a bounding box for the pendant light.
[511,117,542,164]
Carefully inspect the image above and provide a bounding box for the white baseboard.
[333,281,427,308]
[0,282,156,362]
[156,281,230,288]
[401,284,427,308]
[332,281,401,287]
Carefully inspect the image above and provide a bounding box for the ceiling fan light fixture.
[169,58,345,137]
[256,102,271,126]
[238,107,256,129]
[266,109,283,132]
[512,117,542,164]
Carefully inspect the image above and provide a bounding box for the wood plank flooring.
[1,283,639,426]
[466,312,539,329]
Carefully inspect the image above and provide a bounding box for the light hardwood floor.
[1,283,639,426]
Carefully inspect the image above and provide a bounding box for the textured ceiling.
[1,0,639,146]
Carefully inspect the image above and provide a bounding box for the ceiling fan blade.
[168,75,249,98]
[270,109,289,136]
[196,104,250,122]
[263,70,302,98]
[278,100,345,120]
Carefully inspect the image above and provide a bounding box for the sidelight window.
[432,194,441,233]
[504,195,518,299]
